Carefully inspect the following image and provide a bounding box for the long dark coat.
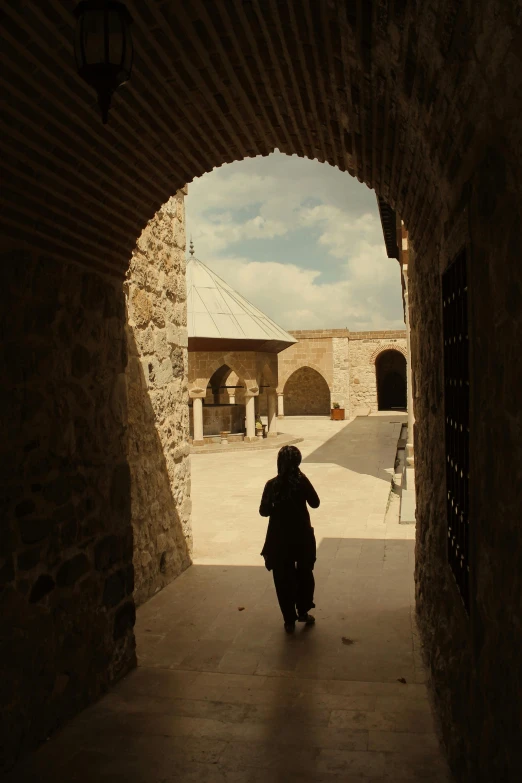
[259,471,320,571]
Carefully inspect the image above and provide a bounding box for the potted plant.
[255,415,264,438]
[330,401,345,421]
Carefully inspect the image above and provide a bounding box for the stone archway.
[190,364,245,439]
[283,366,331,416]
[5,1,519,280]
[189,354,254,400]
[206,364,235,405]
[2,4,522,780]
[375,350,407,410]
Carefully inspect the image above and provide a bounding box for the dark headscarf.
[272,445,302,504]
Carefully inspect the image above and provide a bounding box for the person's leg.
[295,562,315,618]
[272,562,298,625]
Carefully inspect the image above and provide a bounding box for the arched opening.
[206,364,236,405]
[257,364,275,417]
[283,366,331,416]
[376,350,407,411]
[3,4,522,781]
[191,364,246,440]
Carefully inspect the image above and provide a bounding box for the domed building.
[186,242,296,445]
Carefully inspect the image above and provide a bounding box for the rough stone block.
[43,476,72,507]
[17,547,41,572]
[94,535,121,571]
[0,557,15,588]
[71,344,91,379]
[110,463,131,519]
[29,574,55,603]
[113,600,136,640]
[56,553,89,587]
[19,517,53,545]
[103,566,133,608]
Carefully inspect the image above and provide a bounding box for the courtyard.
[8,416,450,782]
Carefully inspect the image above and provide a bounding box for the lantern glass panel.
[74,14,85,70]
[108,11,124,65]
[82,9,106,66]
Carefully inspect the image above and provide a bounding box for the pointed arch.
[283,366,331,416]
[278,362,332,395]
[370,344,407,364]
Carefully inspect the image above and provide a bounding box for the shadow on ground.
[6,537,451,782]
[303,415,407,482]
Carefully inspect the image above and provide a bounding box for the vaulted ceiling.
[2,1,519,276]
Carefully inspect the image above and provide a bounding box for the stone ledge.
[400,487,416,524]
[190,433,303,455]
[350,330,407,339]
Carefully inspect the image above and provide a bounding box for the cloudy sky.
[185,151,403,332]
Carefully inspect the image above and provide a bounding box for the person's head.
[277,445,302,476]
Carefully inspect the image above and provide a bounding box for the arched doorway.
[283,367,330,416]
[375,350,407,411]
[3,4,522,779]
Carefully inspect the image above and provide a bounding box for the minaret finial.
[189,237,195,256]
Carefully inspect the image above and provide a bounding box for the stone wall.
[349,335,407,414]
[412,147,522,782]
[0,247,136,770]
[278,334,334,395]
[284,366,331,416]
[189,404,245,437]
[277,330,406,416]
[331,337,350,411]
[125,194,192,607]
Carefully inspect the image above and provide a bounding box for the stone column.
[245,393,257,442]
[277,393,284,418]
[229,393,236,405]
[267,393,278,437]
[192,397,204,446]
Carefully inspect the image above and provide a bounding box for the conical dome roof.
[186,243,296,353]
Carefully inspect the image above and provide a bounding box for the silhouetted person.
[260,445,320,633]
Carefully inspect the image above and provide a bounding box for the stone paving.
[8,415,452,782]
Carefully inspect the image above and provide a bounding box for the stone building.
[2,4,522,781]
[186,244,295,444]
[277,329,407,418]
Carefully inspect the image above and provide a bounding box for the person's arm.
[300,472,320,508]
[259,481,274,517]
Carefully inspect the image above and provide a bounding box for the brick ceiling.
[2,1,519,277]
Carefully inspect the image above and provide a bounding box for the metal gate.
[442,250,470,612]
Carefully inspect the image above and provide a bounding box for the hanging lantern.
[74,1,134,124]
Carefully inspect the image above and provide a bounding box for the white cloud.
[205,254,403,332]
[193,213,288,252]
[185,152,404,331]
